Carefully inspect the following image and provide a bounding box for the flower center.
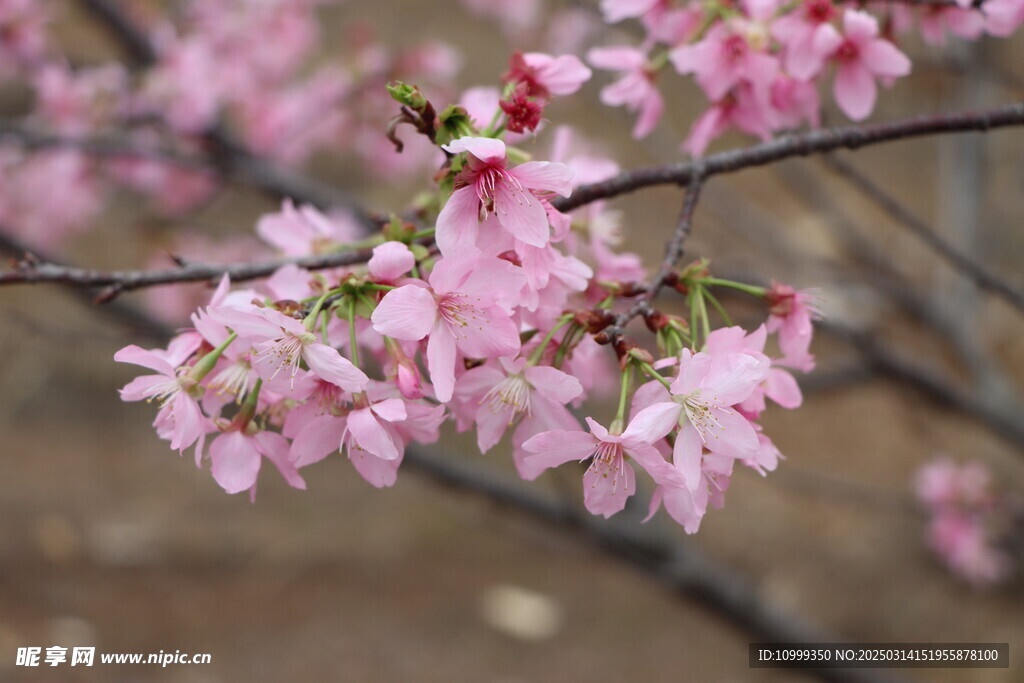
[208,358,252,402]
[836,40,859,63]
[481,372,533,423]
[805,0,835,23]
[438,294,487,339]
[677,390,727,444]
[722,35,748,62]
[256,330,313,382]
[587,441,627,492]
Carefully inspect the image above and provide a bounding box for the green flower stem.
[638,361,673,392]
[188,331,238,383]
[236,378,263,428]
[612,365,633,431]
[528,314,573,366]
[410,228,435,240]
[347,297,360,368]
[701,277,766,298]
[304,292,330,330]
[703,287,733,327]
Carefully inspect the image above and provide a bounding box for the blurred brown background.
[1,1,1023,681]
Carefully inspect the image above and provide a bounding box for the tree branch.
[405,448,905,683]
[553,101,1024,213]
[597,175,706,350]
[821,154,1024,316]
[0,244,394,299]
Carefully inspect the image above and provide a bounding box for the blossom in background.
[587,46,664,139]
[810,10,912,120]
[914,458,1015,588]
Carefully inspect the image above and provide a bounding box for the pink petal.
[371,285,438,340]
[291,414,345,467]
[520,429,596,480]
[303,343,368,391]
[448,304,521,359]
[114,345,175,377]
[442,136,506,161]
[582,458,635,518]
[435,186,483,257]
[509,161,575,196]
[843,9,879,42]
[348,407,402,461]
[494,181,550,247]
[370,398,408,422]
[208,306,285,340]
[860,39,911,77]
[368,242,416,282]
[210,432,261,494]
[426,321,458,402]
[348,447,402,488]
[705,408,759,457]
[673,424,704,490]
[628,441,688,488]
[811,24,844,57]
[118,374,171,402]
[255,431,306,490]
[524,365,583,404]
[764,368,802,409]
[623,402,681,443]
[169,393,205,453]
[834,63,877,121]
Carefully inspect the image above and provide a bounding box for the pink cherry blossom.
[812,10,912,120]
[454,357,583,455]
[115,339,207,456]
[984,0,1024,36]
[522,415,687,518]
[670,25,779,102]
[210,306,368,392]
[587,46,663,139]
[436,137,574,255]
[503,52,592,99]
[370,254,526,402]
[771,0,839,81]
[918,6,985,45]
[257,199,364,256]
[764,282,821,370]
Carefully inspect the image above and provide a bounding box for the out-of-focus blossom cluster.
[116,52,820,532]
[915,458,1019,588]
[589,0,1022,154]
[0,0,460,247]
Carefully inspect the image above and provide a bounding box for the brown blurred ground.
[1,1,1023,682]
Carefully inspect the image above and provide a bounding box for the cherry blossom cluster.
[915,458,1019,587]
[590,0,1024,154]
[115,49,820,532]
[0,0,460,247]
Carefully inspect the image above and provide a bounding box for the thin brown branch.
[597,174,706,351]
[0,244,397,300]
[821,155,1024,316]
[554,101,1024,213]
